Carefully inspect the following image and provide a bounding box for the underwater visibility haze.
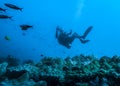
[0,0,120,61]
[1,0,120,86]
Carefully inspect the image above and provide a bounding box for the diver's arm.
[56,29,58,38]
[82,26,93,39]
[66,29,72,35]
[56,26,63,32]
[56,26,63,38]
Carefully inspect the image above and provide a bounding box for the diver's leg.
[72,32,82,38]
[68,33,82,44]
[72,32,90,44]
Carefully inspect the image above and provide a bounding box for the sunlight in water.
[74,0,85,20]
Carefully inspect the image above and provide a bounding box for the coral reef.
[0,55,120,86]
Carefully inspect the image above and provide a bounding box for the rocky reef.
[0,54,120,86]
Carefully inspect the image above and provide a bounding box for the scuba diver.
[55,26,93,49]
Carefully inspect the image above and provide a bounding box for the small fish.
[4,36,11,41]
[22,32,26,36]
[0,14,12,20]
[4,3,23,11]
[40,54,44,57]
[20,24,33,30]
[0,7,6,12]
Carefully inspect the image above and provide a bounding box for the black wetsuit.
[55,26,93,49]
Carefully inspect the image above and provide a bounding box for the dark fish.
[0,7,6,12]
[22,32,26,36]
[40,54,44,57]
[82,26,93,39]
[4,3,23,11]
[20,24,33,30]
[0,14,12,20]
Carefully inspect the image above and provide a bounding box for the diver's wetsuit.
[55,26,93,49]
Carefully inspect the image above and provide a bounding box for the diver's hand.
[56,26,63,32]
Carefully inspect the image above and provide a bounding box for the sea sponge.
[0,62,8,76]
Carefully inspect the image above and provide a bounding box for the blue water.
[0,0,120,61]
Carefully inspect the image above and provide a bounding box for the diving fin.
[80,39,90,44]
[82,26,93,39]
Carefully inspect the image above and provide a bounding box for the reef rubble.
[0,54,120,86]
